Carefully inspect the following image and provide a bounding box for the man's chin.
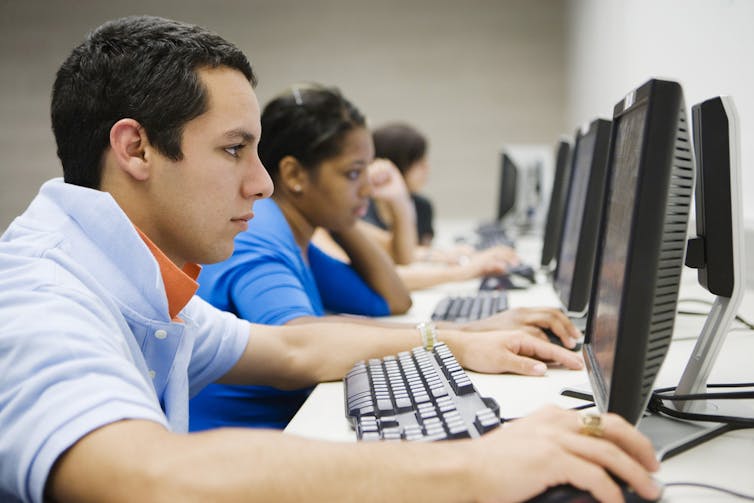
[202,245,234,265]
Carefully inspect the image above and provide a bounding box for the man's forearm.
[220,322,427,389]
[48,419,476,503]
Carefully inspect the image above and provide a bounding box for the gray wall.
[0,0,567,231]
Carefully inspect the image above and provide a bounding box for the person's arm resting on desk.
[49,324,661,503]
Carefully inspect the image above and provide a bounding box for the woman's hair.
[52,15,255,189]
[258,83,366,180]
[372,122,427,175]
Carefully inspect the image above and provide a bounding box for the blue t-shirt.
[190,198,389,430]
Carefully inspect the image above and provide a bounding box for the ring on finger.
[578,410,605,438]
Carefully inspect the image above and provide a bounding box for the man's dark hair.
[372,122,427,175]
[51,15,256,189]
[258,83,366,182]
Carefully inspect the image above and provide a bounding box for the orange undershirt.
[135,227,200,322]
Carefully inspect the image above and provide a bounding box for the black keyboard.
[478,264,536,292]
[476,231,515,250]
[431,291,508,322]
[475,221,515,249]
[344,343,501,441]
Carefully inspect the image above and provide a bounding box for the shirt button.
[149,370,156,379]
[154,329,168,340]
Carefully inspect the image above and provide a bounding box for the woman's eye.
[347,169,361,180]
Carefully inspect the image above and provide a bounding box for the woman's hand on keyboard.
[463,405,661,503]
[442,328,583,375]
[458,306,582,349]
[456,245,520,279]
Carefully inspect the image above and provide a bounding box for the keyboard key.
[474,408,500,434]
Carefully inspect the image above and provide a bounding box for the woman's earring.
[293,184,302,193]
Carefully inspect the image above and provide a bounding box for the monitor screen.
[584,79,693,425]
[553,119,612,315]
[591,107,646,396]
[496,153,518,222]
[540,140,572,268]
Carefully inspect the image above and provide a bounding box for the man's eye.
[225,145,245,158]
[347,169,361,180]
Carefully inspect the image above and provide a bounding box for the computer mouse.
[479,274,516,291]
[544,328,582,352]
[508,263,537,283]
[526,482,658,502]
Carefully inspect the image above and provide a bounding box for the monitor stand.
[559,384,733,461]
[646,292,754,459]
[560,291,751,461]
[637,412,730,460]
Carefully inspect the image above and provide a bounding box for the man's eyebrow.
[223,129,255,142]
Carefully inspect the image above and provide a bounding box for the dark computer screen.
[553,119,612,315]
[584,79,693,425]
[496,153,518,222]
[540,140,572,269]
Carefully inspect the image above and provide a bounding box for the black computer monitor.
[540,140,572,269]
[672,96,745,406]
[685,96,737,297]
[553,119,612,315]
[583,79,694,427]
[496,152,518,222]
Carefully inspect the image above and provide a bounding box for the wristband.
[416,321,438,352]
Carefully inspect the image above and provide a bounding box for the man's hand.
[442,328,584,376]
[460,307,582,349]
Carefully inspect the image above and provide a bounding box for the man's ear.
[278,155,308,194]
[109,118,151,181]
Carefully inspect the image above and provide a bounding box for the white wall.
[565,0,754,221]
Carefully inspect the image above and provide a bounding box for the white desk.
[286,233,754,502]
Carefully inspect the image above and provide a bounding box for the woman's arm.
[328,224,412,315]
[396,246,517,291]
[365,159,418,265]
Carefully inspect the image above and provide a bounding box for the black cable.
[677,297,714,306]
[649,382,754,427]
[735,314,754,330]
[654,382,754,393]
[676,297,754,330]
[655,390,754,401]
[648,396,754,427]
[570,402,596,411]
[663,481,754,501]
[677,309,754,330]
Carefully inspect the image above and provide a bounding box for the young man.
[0,15,661,503]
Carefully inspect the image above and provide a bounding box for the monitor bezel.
[583,79,693,425]
[540,139,573,269]
[552,118,612,316]
[496,152,519,222]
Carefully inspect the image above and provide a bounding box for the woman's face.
[404,155,430,192]
[300,127,375,231]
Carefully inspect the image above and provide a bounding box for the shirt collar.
[134,227,200,321]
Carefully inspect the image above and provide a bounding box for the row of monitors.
[496,79,741,455]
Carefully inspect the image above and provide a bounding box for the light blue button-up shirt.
[0,179,250,503]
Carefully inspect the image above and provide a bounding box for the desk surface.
[285,231,754,502]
